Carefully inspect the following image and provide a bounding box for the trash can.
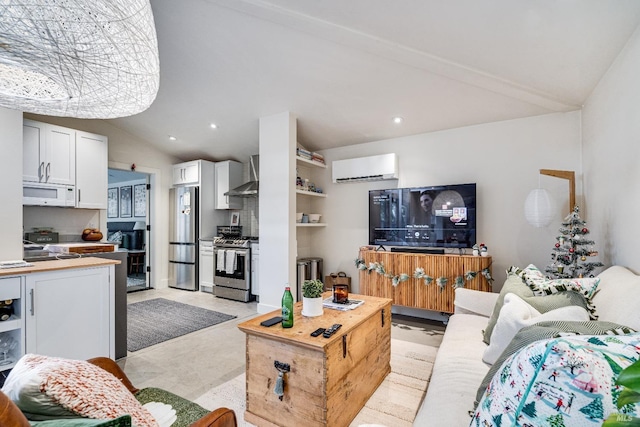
[296,259,311,301]
[304,257,323,282]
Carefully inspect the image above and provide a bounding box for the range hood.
[225,155,259,197]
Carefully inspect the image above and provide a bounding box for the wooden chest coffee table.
[238,292,392,427]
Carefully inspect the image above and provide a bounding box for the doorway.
[108,168,151,292]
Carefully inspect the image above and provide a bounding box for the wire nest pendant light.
[0,0,159,118]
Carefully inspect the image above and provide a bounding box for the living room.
[1,2,640,426]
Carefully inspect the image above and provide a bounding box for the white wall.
[313,111,583,302]
[24,207,101,241]
[23,113,180,288]
[0,108,24,261]
[582,26,640,273]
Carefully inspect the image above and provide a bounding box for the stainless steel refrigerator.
[169,186,199,290]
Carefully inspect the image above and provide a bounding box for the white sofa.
[413,265,640,427]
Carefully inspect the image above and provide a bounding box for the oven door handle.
[214,247,249,256]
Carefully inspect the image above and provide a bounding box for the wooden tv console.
[358,249,493,313]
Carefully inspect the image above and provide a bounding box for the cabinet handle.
[381,308,385,327]
[78,189,81,203]
[39,162,45,181]
[342,335,347,358]
[30,288,35,316]
[45,162,51,182]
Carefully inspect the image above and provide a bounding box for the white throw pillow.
[482,293,589,365]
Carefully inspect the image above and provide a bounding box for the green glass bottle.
[281,286,294,328]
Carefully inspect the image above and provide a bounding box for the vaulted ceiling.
[106,0,640,163]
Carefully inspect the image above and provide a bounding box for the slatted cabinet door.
[360,250,492,313]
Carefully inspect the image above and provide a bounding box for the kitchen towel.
[216,249,225,272]
[225,250,236,274]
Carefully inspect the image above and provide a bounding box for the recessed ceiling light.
[393,116,404,124]
[168,135,177,141]
[210,123,218,129]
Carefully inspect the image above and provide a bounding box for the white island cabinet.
[25,266,113,360]
[0,258,118,368]
[0,277,24,371]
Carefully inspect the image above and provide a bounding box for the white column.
[257,112,297,313]
[0,108,24,261]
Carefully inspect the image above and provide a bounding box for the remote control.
[322,324,343,338]
[310,328,326,337]
[259,316,282,327]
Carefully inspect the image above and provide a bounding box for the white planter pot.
[301,297,324,317]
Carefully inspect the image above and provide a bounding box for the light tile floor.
[119,288,445,401]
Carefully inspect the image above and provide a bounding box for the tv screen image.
[369,183,476,249]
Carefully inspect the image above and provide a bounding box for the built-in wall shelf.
[296,223,327,227]
[296,189,327,198]
[0,318,21,334]
[296,156,327,169]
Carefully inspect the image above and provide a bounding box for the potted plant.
[603,359,640,426]
[301,279,324,317]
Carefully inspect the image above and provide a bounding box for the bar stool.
[129,251,144,275]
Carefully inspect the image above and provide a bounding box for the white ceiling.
[106,0,640,163]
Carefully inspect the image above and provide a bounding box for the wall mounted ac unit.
[332,153,399,183]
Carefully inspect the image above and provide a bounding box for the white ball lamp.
[524,188,556,228]
[0,0,159,119]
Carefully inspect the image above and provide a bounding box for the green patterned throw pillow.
[483,272,588,344]
[514,264,600,320]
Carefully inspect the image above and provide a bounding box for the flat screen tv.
[369,183,476,249]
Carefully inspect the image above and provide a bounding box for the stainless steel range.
[213,226,255,302]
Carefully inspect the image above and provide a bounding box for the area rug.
[127,298,236,352]
[127,276,147,288]
[194,339,438,427]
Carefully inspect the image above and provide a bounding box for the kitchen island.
[1,256,119,276]
[20,252,128,359]
[0,257,119,372]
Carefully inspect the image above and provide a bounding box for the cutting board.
[47,243,115,254]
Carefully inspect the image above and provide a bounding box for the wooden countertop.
[238,292,392,351]
[0,257,120,277]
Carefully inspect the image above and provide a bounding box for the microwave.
[23,182,76,207]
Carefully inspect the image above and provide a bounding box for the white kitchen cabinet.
[0,277,24,372]
[25,266,114,360]
[199,240,214,293]
[172,161,201,186]
[251,242,259,296]
[76,131,108,209]
[215,160,243,209]
[23,119,76,185]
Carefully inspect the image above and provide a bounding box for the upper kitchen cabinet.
[215,160,243,209]
[76,131,108,209]
[172,160,201,186]
[23,119,75,185]
[22,120,108,209]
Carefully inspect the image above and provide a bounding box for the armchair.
[0,357,236,427]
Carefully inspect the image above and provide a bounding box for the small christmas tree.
[545,206,604,279]
[522,401,537,418]
[579,397,604,419]
[547,414,566,427]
